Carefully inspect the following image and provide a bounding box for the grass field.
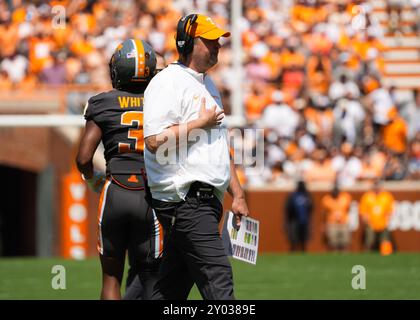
[1,253,419,300]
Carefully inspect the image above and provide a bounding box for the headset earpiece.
[176,14,198,55]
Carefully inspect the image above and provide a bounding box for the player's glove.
[82,171,106,193]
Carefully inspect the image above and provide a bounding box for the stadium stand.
[1,0,418,187]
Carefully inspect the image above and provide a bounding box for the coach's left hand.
[231,196,249,228]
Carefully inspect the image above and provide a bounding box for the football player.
[76,39,162,300]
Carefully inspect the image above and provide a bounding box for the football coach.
[143,13,249,300]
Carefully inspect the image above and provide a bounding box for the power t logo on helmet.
[109,39,157,90]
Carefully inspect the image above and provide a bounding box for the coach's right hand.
[197,97,224,128]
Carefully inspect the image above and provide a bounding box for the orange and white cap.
[185,14,231,40]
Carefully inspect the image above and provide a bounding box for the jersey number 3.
[118,111,144,153]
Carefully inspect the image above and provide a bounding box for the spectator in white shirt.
[261,90,301,139]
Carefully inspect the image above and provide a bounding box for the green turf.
[0,253,419,299]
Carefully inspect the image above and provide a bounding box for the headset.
[176,14,198,55]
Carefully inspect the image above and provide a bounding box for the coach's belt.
[187,181,215,200]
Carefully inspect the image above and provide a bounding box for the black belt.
[186,182,215,200]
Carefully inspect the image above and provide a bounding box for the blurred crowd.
[0,0,419,185]
[231,0,420,186]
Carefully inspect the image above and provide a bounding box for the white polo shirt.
[143,62,231,202]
